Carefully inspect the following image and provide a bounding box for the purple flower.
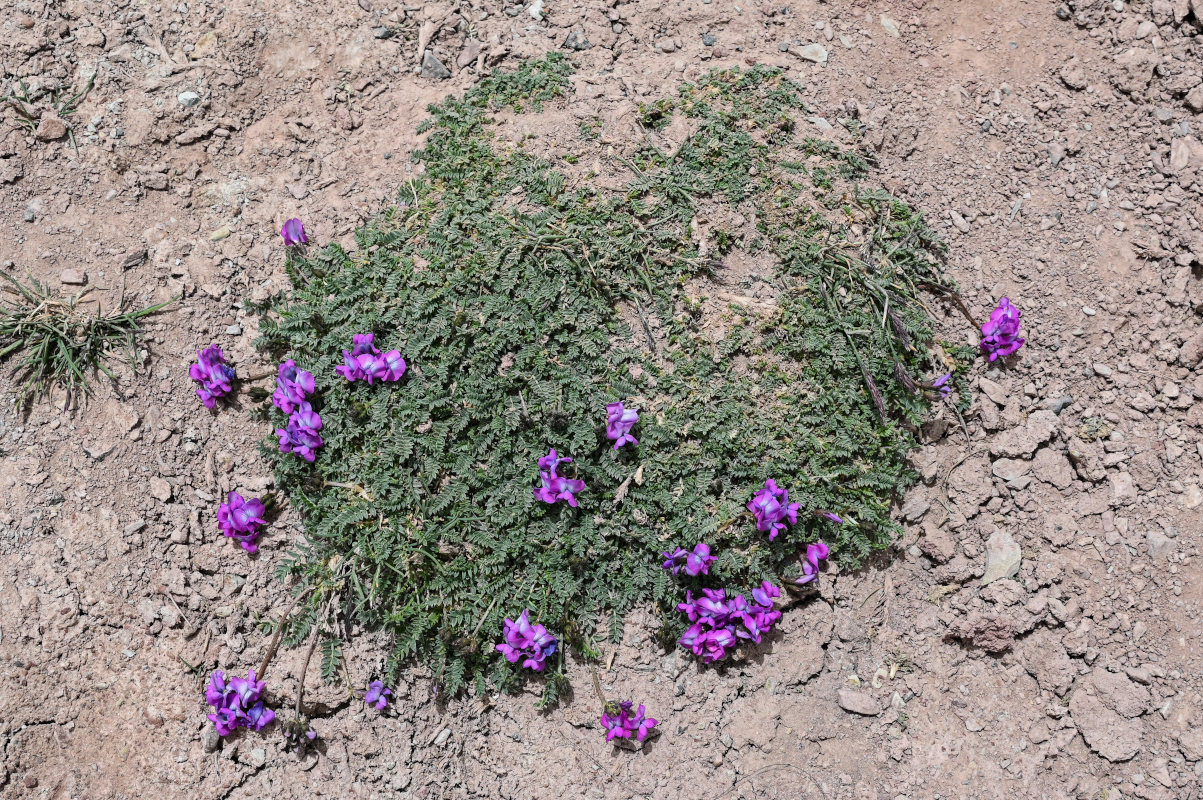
[605,401,639,449]
[796,541,830,586]
[280,218,308,246]
[600,701,658,743]
[532,449,585,507]
[495,609,558,672]
[379,350,407,382]
[676,580,782,662]
[931,372,952,398]
[817,511,844,524]
[217,491,268,553]
[661,542,716,577]
[365,680,391,711]
[276,402,323,462]
[189,345,235,409]
[334,334,407,384]
[747,479,800,541]
[205,669,274,737]
[272,359,316,414]
[980,297,1025,361]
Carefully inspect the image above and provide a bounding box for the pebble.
[982,529,1021,585]
[24,775,38,789]
[1092,362,1113,378]
[178,91,201,107]
[837,689,881,716]
[35,115,68,141]
[60,269,87,285]
[527,0,544,20]
[225,324,242,335]
[702,33,717,47]
[880,15,900,37]
[1046,395,1074,414]
[421,51,451,80]
[563,31,592,51]
[793,43,828,64]
[209,225,231,242]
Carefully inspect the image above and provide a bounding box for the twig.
[256,587,314,679]
[295,592,336,717]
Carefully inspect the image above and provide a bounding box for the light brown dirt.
[2,0,1202,798]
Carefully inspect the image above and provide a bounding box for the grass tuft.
[0,273,170,410]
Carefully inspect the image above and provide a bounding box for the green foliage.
[257,59,957,692]
[0,272,170,410]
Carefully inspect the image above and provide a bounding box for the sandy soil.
[2,0,1203,798]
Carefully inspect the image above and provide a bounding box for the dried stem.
[295,592,336,717]
[256,586,314,679]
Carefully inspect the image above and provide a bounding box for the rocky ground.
[2,0,1203,798]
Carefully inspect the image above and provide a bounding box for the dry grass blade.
[0,272,172,411]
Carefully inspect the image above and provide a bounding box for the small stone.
[527,0,544,20]
[421,51,451,80]
[837,689,881,716]
[209,225,231,242]
[225,324,242,336]
[178,91,201,107]
[792,43,828,64]
[563,31,592,51]
[149,477,172,502]
[880,15,900,37]
[60,269,87,285]
[142,172,168,191]
[249,748,266,768]
[1047,395,1073,414]
[982,530,1021,585]
[35,115,69,141]
[1092,362,1113,378]
[1109,472,1137,506]
[1187,85,1203,114]
[372,27,393,39]
[702,33,717,46]
[287,183,309,200]
[658,38,678,53]
[24,775,38,788]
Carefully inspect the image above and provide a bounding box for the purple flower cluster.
[930,372,952,399]
[600,701,658,744]
[605,401,639,449]
[365,680,391,711]
[661,543,715,577]
[280,217,308,246]
[795,541,830,586]
[334,334,406,384]
[205,669,274,736]
[980,297,1025,361]
[276,402,323,462]
[533,449,585,507]
[189,345,235,409]
[677,581,782,663]
[273,359,316,414]
[747,479,799,541]
[217,491,267,553]
[496,609,558,672]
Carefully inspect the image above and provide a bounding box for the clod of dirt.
[1070,690,1143,763]
[947,612,1017,652]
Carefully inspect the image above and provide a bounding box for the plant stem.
[295,592,336,717]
